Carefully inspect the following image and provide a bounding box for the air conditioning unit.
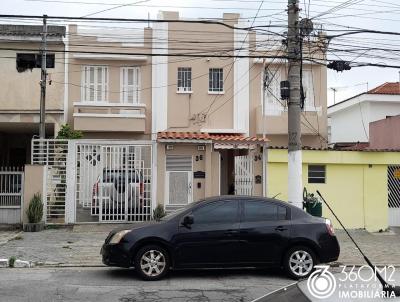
[197,145,205,151]
[166,145,174,151]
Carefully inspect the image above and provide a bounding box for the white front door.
[166,155,193,205]
[234,155,254,196]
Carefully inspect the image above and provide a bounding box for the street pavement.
[0,267,293,302]
[1,225,400,267]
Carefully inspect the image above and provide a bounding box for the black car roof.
[202,195,296,208]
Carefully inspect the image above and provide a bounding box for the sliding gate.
[75,142,152,223]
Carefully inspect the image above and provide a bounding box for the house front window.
[177,67,192,92]
[263,67,283,115]
[209,68,224,92]
[81,66,108,102]
[308,164,326,184]
[121,67,140,103]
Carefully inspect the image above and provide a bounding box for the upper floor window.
[81,66,108,102]
[177,67,192,92]
[263,68,283,116]
[302,69,315,110]
[308,165,326,184]
[121,67,140,103]
[16,53,55,73]
[209,68,224,92]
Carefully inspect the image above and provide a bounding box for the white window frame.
[263,68,283,116]
[81,65,108,103]
[302,69,317,112]
[177,67,192,93]
[208,68,224,93]
[120,67,141,104]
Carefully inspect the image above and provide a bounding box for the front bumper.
[101,243,132,268]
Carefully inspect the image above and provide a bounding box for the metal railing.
[32,139,68,224]
[0,168,24,224]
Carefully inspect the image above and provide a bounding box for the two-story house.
[57,11,327,222]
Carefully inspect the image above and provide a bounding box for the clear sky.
[2,0,399,106]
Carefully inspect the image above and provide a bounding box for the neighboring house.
[328,82,400,144]
[0,25,66,167]
[268,147,400,231]
[369,115,400,150]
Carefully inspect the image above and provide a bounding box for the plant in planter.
[153,204,166,221]
[23,193,45,232]
[303,187,323,217]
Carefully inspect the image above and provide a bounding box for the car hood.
[105,221,161,242]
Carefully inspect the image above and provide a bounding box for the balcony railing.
[73,102,146,133]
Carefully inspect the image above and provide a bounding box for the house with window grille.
[0,12,330,225]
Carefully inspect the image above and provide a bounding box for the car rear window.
[243,200,288,222]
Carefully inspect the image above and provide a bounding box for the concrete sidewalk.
[1,225,399,267]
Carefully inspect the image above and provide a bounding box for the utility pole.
[287,0,303,208]
[39,15,48,139]
[262,59,267,197]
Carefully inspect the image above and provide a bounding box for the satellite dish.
[299,18,313,36]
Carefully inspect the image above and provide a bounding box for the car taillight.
[140,182,144,197]
[325,219,335,236]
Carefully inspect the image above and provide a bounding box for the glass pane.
[169,172,188,205]
[244,201,278,222]
[193,200,238,224]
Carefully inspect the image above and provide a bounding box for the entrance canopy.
[157,132,269,149]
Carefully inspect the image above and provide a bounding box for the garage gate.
[75,142,153,223]
[388,165,400,226]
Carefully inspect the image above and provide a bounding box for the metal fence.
[0,167,24,224]
[32,139,68,224]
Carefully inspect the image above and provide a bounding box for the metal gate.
[75,142,152,223]
[0,168,24,224]
[388,165,400,226]
[234,155,253,195]
[32,139,68,224]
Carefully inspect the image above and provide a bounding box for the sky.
[1,0,399,106]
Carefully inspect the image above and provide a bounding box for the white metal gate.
[75,142,152,223]
[388,165,400,226]
[234,155,253,195]
[0,168,24,224]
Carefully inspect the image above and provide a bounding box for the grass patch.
[8,256,16,268]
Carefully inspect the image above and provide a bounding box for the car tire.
[283,245,316,279]
[134,245,170,281]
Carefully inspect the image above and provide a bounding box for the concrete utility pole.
[39,15,48,139]
[287,0,303,208]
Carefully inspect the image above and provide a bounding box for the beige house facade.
[0,13,328,224]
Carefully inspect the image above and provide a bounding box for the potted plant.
[303,188,323,217]
[153,204,166,221]
[23,193,45,232]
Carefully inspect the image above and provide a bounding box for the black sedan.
[101,196,340,281]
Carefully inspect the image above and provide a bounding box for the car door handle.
[275,226,288,232]
[224,230,239,235]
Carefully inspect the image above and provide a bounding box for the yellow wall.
[267,149,399,232]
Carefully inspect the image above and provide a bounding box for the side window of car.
[192,200,238,224]
[243,201,288,222]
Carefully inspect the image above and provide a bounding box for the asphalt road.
[0,267,293,302]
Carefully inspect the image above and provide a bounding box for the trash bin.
[303,188,322,217]
[305,202,322,217]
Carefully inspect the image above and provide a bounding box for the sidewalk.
[1,225,399,267]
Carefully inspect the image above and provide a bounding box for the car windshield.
[160,200,203,221]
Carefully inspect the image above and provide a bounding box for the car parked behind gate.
[101,196,340,280]
[92,168,144,215]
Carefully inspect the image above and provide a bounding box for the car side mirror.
[182,215,194,228]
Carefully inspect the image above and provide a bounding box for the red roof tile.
[157,132,269,143]
[368,82,400,95]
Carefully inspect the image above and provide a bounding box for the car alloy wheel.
[134,245,170,280]
[140,250,166,277]
[288,250,314,277]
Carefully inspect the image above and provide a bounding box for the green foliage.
[153,204,166,221]
[56,124,83,139]
[8,256,16,268]
[26,193,43,223]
